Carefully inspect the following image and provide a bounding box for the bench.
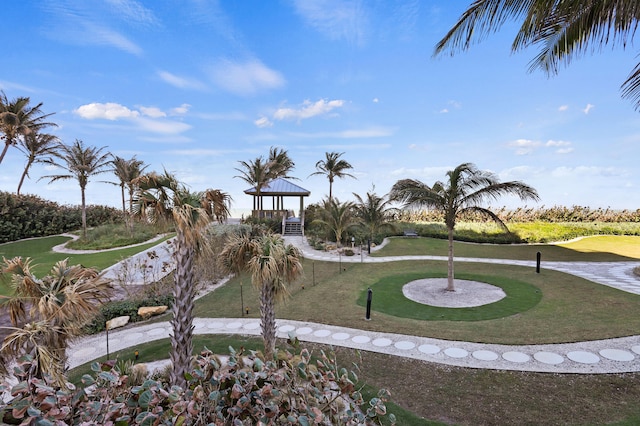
[403,229,418,237]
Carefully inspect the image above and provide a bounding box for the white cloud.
[583,103,595,114]
[546,140,573,154]
[507,139,541,155]
[273,99,345,121]
[85,23,143,55]
[75,102,139,120]
[157,71,206,90]
[209,59,285,96]
[137,118,191,134]
[550,166,626,178]
[288,126,393,138]
[170,104,191,115]
[291,0,368,46]
[558,105,569,111]
[372,98,379,103]
[139,106,166,118]
[255,117,273,128]
[105,0,158,26]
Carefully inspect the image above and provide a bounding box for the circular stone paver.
[631,345,640,355]
[418,344,441,354]
[332,332,350,341]
[296,327,313,335]
[124,332,144,342]
[403,279,506,308]
[600,349,635,362]
[472,350,499,361]
[394,341,416,350]
[372,338,393,347]
[278,325,296,333]
[243,322,261,330]
[567,351,600,364]
[444,348,469,358]
[206,321,225,329]
[313,329,331,337]
[534,352,564,365]
[147,327,168,336]
[352,335,370,344]
[225,322,243,329]
[502,351,530,363]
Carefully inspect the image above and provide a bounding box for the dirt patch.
[402,278,506,308]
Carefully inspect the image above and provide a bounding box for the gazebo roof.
[244,178,310,196]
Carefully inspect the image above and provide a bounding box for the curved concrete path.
[65,233,640,374]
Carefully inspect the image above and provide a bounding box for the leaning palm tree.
[0,91,56,165]
[267,146,296,180]
[108,155,147,216]
[390,163,539,291]
[0,257,112,386]
[434,1,640,110]
[132,171,231,389]
[220,231,302,359]
[312,197,359,248]
[309,151,356,201]
[353,188,398,252]
[16,131,61,195]
[41,139,111,238]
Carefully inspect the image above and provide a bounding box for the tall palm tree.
[133,171,231,389]
[108,155,147,215]
[16,131,61,195]
[0,257,112,386]
[235,156,271,214]
[0,91,56,165]
[220,231,302,359]
[390,163,539,291]
[353,188,398,252]
[41,139,111,238]
[434,1,640,110]
[312,197,358,248]
[268,146,296,180]
[309,151,356,201]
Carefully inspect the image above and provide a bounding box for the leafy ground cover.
[66,222,161,250]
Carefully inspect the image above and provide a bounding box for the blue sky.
[1,0,639,215]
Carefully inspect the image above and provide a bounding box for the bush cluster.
[0,191,123,243]
[2,344,396,425]
[84,294,174,334]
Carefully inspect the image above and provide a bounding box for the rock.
[138,305,168,320]
[106,315,130,330]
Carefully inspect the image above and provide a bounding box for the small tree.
[353,186,398,251]
[16,131,60,195]
[309,151,356,201]
[312,197,359,247]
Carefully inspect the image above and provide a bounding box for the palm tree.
[16,131,61,195]
[133,171,231,389]
[390,163,539,291]
[108,155,147,215]
[312,197,358,248]
[0,257,112,386]
[235,156,272,215]
[220,231,302,359]
[434,1,640,110]
[353,187,398,253]
[268,146,296,180]
[41,139,111,238]
[0,91,56,165]
[309,151,356,201]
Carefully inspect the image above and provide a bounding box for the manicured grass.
[195,257,640,345]
[358,272,541,321]
[372,235,640,261]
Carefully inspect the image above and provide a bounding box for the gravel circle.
[402,278,507,308]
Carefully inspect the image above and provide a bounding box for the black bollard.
[365,288,373,320]
[536,251,541,273]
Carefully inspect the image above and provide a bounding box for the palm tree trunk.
[81,186,87,239]
[17,159,33,195]
[0,141,10,165]
[120,184,126,216]
[447,227,455,291]
[170,231,195,389]
[261,279,276,359]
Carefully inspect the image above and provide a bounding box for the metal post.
[105,323,110,360]
[240,281,245,316]
[536,251,541,273]
[365,288,373,320]
[312,261,315,286]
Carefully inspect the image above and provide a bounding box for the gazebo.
[243,178,310,235]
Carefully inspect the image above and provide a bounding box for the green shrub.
[85,294,174,334]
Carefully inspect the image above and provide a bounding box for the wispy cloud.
[508,139,541,155]
[255,117,273,128]
[439,100,461,114]
[291,0,369,47]
[157,71,206,90]
[274,99,345,121]
[208,58,285,96]
[74,102,191,134]
[558,105,569,112]
[104,0,158,27]
[546,140,573,154]
[583,103,595,114]
[288,126,393,139]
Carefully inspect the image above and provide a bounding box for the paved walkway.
[66,234,640,374]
